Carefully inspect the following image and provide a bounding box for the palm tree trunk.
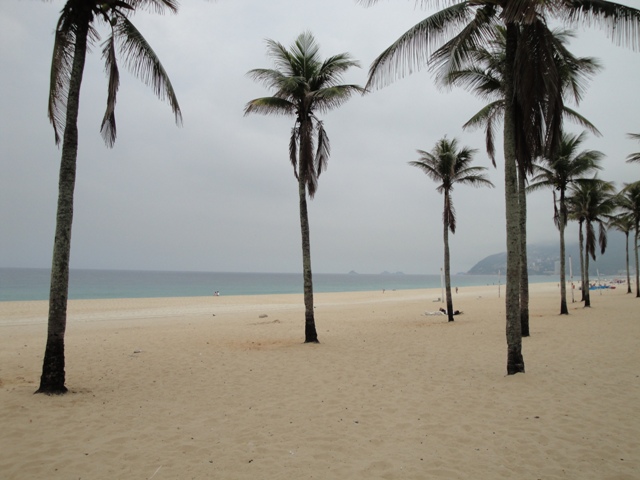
[584,239,591,307]
[559,191,568,314]
[578,220,586,302]
[36,17,90,395]
[443,196,454,322]
[625,232,631,294]
[635,225,639,298]
[298,174,318,343]
[503,23,524,375]
[518,165,530,336]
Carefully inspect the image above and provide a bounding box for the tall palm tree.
[567,178,616,307]
[607,211,635,294]
[616,181,640,297]
[627,133,640,163]
[359,0,640,374]
[244,32,365,343]
[37,0,182,395]
[410,137,493,322]
[529,131,604,314]
[440,25,600,331]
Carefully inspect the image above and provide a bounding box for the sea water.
[0,268,551,302]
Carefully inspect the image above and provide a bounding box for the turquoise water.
[0,268,552,302]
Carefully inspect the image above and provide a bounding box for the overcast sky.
[1,1,639,275]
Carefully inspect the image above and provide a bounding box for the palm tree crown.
[362,0,639,165]
[49,0,182,147]
[438,25,601,166]
[568,178,616,260]
[410,137,493,233]
[529,131,604,225]
[244,31,365,197]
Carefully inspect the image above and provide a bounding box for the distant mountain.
[468,232,632,276]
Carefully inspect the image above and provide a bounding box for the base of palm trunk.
[305,321,319,343]
[35,338,68,395]
[507,351,525,375]
[560,300,568,315]
[35,385,68,395]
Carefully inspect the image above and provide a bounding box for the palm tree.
[440,25,600,331]
[627,133,640,163]
[244,32,365,343]
[616,182,640,297]
[607,211,635,294]
[359,0,640,374]
[410,137,493,322]
[37,0,182,395]
[529,132,604,314]
[567,178,616,307]
[440,27,601,169]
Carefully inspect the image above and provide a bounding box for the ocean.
[0,268,553,302]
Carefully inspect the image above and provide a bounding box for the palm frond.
[100,33,121,147]
[429,4,500,87]
[312,84,367,114]
[598,220,608,254]
[316,53,361,89]
[627,132,640,163]
[299,119,317,196]
[314,119,330,179]
[114,15,182,125]
[289,126,299,179]
[462,100,503,165]
[48,12,76,145]
[366,2,478,90]
[439,65,502,99]
[127,0,179,15]
[549,28,602,105]
[552,190,561,229]
[564,0,640,51]
[246,68,289,91]
[562,107,601,136]
[503,0,545,24]
[444,192,457,234]
[243,97,295,117]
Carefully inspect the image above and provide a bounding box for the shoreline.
[0,283,532,327]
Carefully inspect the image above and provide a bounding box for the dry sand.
[0,283,638,479]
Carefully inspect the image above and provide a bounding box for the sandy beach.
[0,282,638,479]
